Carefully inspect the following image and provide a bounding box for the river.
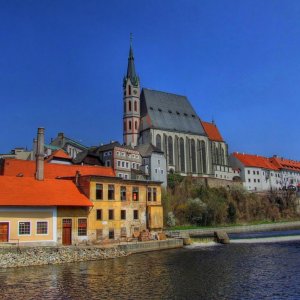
[1,233,300,299]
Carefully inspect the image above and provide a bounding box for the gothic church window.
[134,101,137,112]
[129,101,132,111]
[201,141,207,174]
[191,139,196,173]
[179,138,185,172]
[156,134,162,150]
[128,85,131,95]
[168,136,173,165]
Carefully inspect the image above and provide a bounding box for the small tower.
[123,34,140,147]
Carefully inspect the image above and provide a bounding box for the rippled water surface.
[1,240,300,299]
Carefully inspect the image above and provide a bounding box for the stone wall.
[0,246,127,268]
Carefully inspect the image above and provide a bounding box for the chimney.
[32,138,37,161]
[36,127,45,181]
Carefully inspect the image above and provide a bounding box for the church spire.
[126,33,139,86]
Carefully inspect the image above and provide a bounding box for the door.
[62,219,72,245]
[0,222,9,242]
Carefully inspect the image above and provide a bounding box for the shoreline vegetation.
[163,174,300,229]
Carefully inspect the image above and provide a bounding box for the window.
[133,210,139,220]
[109,209,114,220]
[253,171,255,175]
[96,184,103,200]
[257,171,259,175]
[121,210,126,220]
[108,185,115,200]
[161,170,164,174]
[117,160,121,167]
[134,101,137,111]
[129,121,132,130]
[248,170,250,174]
[153,188,157,201]
[126,162,129,168]
[105,160,111,167]
[156,134,162,150]
[109,229,114,239]
[254,179,256,183]
[128,85,131,96]
[132,163,136,169]
[155,169,158,173]
[248,179,251,182]
[78,219,87,236]
[132,187,139,201]
[124,174,128,179]
[96,209,102,220]
[19,222,30,235]
[147,188,152,201]
[121,227,127,237]
[258,179,260,183]
[135,121,138,130]
[118,173,123,178]
[120,186,126,201]
[122,161,125,167]
[36,221,48,235]
[168,136,173,165]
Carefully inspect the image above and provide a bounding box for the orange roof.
[0,176,92,207]
[201,121,224,142]
[46,149,72,161]
[270,156,300,172]
[233,152,279,170]
[1,159,115,178]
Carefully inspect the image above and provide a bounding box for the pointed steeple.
[126,33,139,86]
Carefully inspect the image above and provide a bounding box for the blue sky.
[0,0,299,159]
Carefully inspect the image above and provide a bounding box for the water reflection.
[1,241,300,299]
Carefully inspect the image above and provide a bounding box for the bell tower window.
[135,121,138,130]
[134,101,137,112]
[128,85,131,95]
[129,101,132,111]
[129,121,132,130]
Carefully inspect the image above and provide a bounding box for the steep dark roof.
[125,45,139,87]
[135,143,163,157]
[96,142,121,152]
[140,88,206,135]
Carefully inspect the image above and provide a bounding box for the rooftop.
[0,176,92,207]
[201,121,224,142]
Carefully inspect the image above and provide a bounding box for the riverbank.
[166,220,300,237]
[0,239,183,268]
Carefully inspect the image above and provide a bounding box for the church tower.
[123,35,140,147]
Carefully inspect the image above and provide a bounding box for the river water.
[1,234,300,299]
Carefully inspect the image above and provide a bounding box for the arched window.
[156,134,162,150]
[124,121,127,131]
[201,141,206,174]
[134,121,138,130]
[180,137,185,172]
[128,85,131,95]
[215,148,219,164]
[168,136,173,165]
[221,148,225,165]
[134,101,137,112]
[191,139,196,173]
[124,101,126,113]
[128,101,132,112]
[129,121,132,130]
[197,140,203,173]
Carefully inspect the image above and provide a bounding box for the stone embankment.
[0,246,128,268]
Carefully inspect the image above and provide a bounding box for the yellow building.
[77,175,163,242]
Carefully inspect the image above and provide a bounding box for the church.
[122,41,232,179]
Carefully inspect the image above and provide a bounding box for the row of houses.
[0,129,163,246]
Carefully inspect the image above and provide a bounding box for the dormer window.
[176,111,180,115]
[158,108,162,112]
[184,113,188,117]
[168,110,172,113]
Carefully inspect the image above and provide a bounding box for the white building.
[229,152,300,192]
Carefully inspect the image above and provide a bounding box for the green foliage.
[162,176,300,228]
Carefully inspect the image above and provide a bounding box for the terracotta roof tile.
[201,121,224,142]
[1,159,115,178]
[270,157,300,172]
[233,152,279,171]
[0,176,92,207]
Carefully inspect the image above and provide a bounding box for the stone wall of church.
[140,128,212,176]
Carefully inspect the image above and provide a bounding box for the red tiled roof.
[1,159,115,178]
[270,157,300,172]
[233,152,279,171]
[46,149,72,161]
[0,176,92,207]
[201,121,224,142]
